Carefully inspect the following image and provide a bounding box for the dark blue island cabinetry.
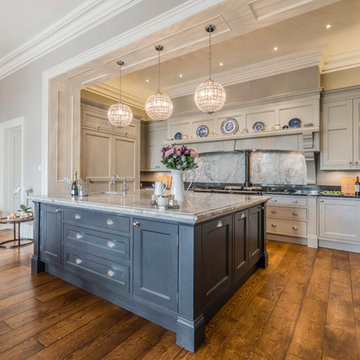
[31,193,269,352]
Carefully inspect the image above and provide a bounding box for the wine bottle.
[71,171,79,197]
[356,176,360,197]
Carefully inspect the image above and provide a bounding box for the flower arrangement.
[161,145,198,170]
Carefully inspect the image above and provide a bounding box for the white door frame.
[0,117,25,215]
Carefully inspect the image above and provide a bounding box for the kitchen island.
[31,191,270,352]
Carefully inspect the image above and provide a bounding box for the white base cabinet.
[319,197,360,252]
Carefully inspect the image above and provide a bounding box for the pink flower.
[165,148,174,157]
[176,150,181,156]
[190,150,198,158]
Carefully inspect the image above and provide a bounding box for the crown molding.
[164,46,326,98]
[322,48,360,74]
[0,0,144,80]
[84,83,145,109]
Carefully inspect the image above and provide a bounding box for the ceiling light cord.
[119,63,122,103]
[158,49,161,92]
[209,29,212,80]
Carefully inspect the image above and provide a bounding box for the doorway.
[0,118,24,224]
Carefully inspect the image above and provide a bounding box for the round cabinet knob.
[75,258,82,265]
[106,219,114,226]
[271,210,277,214]
[107,241,115,248]
[356,161,359,165]
[55,209,61,214]
[107,270,114,277]
[292,212,298,216]
[74,214,81,220]
[292,200,298,204]
[271,223,277,228]
[217,221,223,228]
[350,161,353,165]
[292,226,298,230]
[75,233,83,239]
[133,222,140,227]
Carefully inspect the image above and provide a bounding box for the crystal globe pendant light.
[194,24,226,114]
[145,45,173,121]
[108,61,133,127]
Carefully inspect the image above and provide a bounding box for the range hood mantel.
[166,127,319,154]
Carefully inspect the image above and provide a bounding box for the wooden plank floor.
[0,229,359,360]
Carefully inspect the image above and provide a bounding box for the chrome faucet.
[120,176,129,195]
[109,175,117,193]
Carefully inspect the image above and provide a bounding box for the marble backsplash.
[192,151,307,185]
[250,151,306,185]
[192,152,246,184]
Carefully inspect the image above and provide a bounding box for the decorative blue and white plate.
[221,118,238,135]
[252,121,265,132]
[288,118,301,128]
[196,125,209,138]
[282,125,289,130]
[174,132,182,140]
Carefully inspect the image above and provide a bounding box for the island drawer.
[267,206,307,220]
[64,225,130,263]
[64,246,130,294]
[266,218,307,237]
[267,196,307,207]
[64,208,130,233]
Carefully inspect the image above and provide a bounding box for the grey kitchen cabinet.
[201,215,233,306]
[321,86,360,170]
[234,210,248,283]
[32,198,268,352]
[133,218,178,311]
[40,204,63,265]
[248,205,262,267]
[141,121,168,171]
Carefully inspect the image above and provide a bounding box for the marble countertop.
[31,191,271,224]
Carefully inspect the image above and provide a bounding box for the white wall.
[0,0,188,196]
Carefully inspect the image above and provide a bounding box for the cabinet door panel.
[40,205,62,265]
[134,219,178,311]
[353,98,360,167]
[201,215,232,305]
[248,206,262,266]
[319,198,360,242]
[234,211,248,282]
[321,100,353,168]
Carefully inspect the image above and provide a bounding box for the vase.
[170,169,185,203]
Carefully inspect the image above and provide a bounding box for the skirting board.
[267,233,307,246]
[319,239,360,253]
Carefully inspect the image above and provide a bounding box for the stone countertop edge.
[30,195,271,225]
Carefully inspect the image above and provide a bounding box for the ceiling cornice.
[0,0,144,80]
[164,46,326,98]
[84,83,145,109]
[322,48,360,74]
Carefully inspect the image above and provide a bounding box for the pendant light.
[108,61,133,127]
[145,45,173,121]
[194,24,226,114]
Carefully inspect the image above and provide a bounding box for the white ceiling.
[0,0,88,58]
[85,0,360,104]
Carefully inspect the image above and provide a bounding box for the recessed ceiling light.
[219,62,224,66]
[326,24,332,29]
[179,74,183,78]
[146,79,149,82]
[273,46,278,51]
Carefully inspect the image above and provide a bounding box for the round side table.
[0,216,34,248]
